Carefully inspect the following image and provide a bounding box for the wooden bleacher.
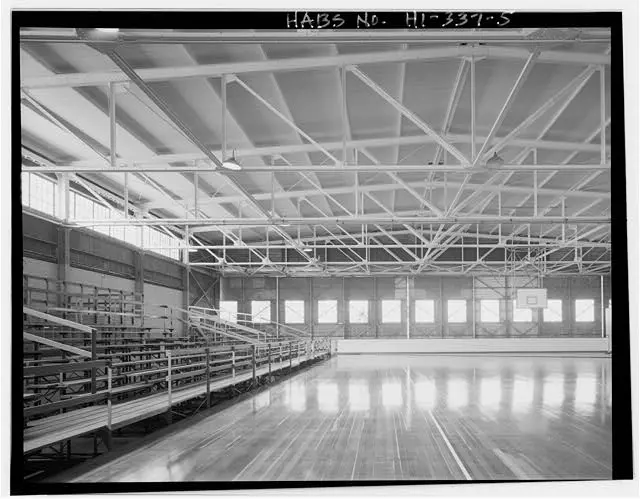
[24,340,331,455]
[21,278,333,468]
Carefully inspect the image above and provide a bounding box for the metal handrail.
[23,338,333,427]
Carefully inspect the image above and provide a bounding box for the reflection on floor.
[63,354,612,482]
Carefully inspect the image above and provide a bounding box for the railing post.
[166,351,173,424]
[231,346,236,380]
[252,344,257,384]
[205,347,211,408]
[91,329,97,395]
[289,342,293,371]
[107,366,113,430]
[279,343,283,366]
[268,343,272,377]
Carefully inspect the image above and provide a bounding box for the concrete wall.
[336,338,609,354]
[145,283,185,334]
[220,274,611,341]
[22,213,609,343]
[23,257,57,281]
[22,213,219,336]
[65,267,135,292]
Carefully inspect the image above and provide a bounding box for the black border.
[10,10,632,495]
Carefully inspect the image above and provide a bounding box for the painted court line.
[427,410,472,480]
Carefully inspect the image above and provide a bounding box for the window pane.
[415,299,435,323]
[48,179,56,216]
[142,226,151,248]
[543,299,563,322]
[447,300,467,323]
[251,301,271,323]
[285,300,305,324]
[69,192,77,219]
[349,300,368,324]
[76,194,94,219]
[480,300,500,323]
[124,225,139,246]
[21,173,30,206]
[513,299,533,322]
[219,301,238,323]
[43,186,184,262]
[159,233,169,257]
[31,174,42,211]
[317,300,337,324]
[381,299,401,324]
[30,175,56,216]
[110,210,125,241]
[575,299,595,322]
[97,207,111,236]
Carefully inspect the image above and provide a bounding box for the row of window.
[22,173,183,260]
[219,298,597,325]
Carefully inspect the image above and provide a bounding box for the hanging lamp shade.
[222,150,242,171]
[485,152,505,168]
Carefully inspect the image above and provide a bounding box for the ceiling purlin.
[430,51,610,264]
[392,43,408,214]
[19,34,611,275]
[254,45,334,218]
[22,45,275,266]
[21,45,230,222]
[129,42,319,268]
[170,45,297,218]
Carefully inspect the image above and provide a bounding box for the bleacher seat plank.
[24,348,326,454]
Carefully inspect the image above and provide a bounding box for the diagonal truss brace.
[349,66,469,164]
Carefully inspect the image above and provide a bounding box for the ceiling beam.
[174,242,611,250]
[232,75,340,165]
[63,134,609,167]
[71,215,611,228]
[19,28,611,44]
[27,170,608,206]
[432,59,469,165]
[25,164,610,174]
[21,45,611,90]
[482,64,598,161]
[350,66,469,164]
[473,50,539,164]
[263,227,609,248]
[253,44,333,217]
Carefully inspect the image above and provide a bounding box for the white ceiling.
[19,27,612,276]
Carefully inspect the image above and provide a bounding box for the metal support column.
[194,172,199,217]
[205,347,211,408]
[406,276,411,339]
[470,55,476,161]
[252,345,256,384]
[341,66,347,164]
[440,277,445,338]
[309,278,314,339]
[275,276,280,340]
[600,275,605,338]
[222,75,228,159]
[600,65,607,165]
[109,82,117,167]
[373,277,378,339]
[56,227,70,308]
[472,276,476,339]
[166,351,173,424]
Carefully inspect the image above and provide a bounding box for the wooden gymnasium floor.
[58,353,612,482]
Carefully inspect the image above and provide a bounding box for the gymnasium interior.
[17,24,614,485]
